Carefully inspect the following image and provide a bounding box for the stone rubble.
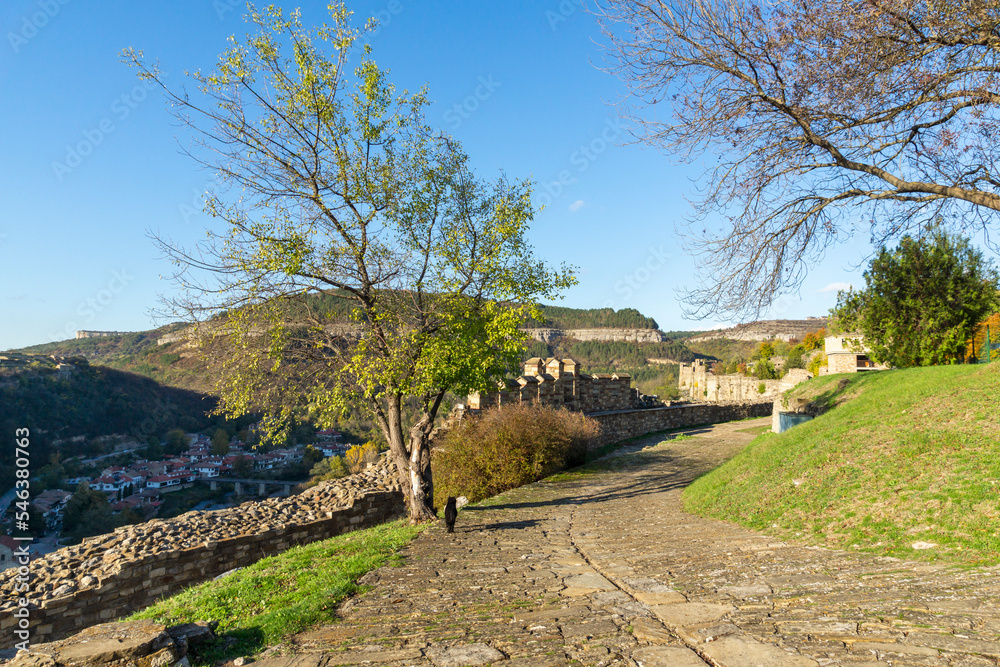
[3,620,215,667]
[0,457,401,613]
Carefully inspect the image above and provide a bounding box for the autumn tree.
[597,0,1000,319]
[124,5,574,521]
[832,228,999,366]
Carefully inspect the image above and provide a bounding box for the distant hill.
[0,353,217,489]
[9,303,701,404]
[529,305,659,330]
[688,318,828,343]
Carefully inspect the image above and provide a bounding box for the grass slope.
[131,520,421,665]
[684,362,1000,566]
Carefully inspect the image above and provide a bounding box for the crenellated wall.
[468,357,637,413]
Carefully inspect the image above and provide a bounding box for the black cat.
[444,496,458,533]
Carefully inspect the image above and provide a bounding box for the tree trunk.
[383,394,437,522]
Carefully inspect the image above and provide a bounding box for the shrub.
[757,382,766,394]
[344,442,380,474]
[433,403,599,505]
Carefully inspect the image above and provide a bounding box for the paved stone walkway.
[259,418,1000,667]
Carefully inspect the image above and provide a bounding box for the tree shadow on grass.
[193,627,266,667]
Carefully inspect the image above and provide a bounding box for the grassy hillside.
[131,520,422,665]
[684,362,1000,565]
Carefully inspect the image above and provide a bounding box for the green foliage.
[434,404,599,505]
[832,228,999,367]
[63,484,116,542]
[130,520,422,665]
[165,429,189,455]
[211,428,231,456]
[685,363,1000,565]
[786,345,806,369]
[309,455,349,483]
[528,305,658,330]
[807,352,828,375]
[754,341,776,360]
[753,359,779,380]
[233,456,254,478]
[0,359,214,489]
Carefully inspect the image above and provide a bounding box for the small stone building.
[467,357,636,414]
[824,335,888,374]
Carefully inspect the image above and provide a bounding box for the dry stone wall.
[588,402,772,447]
[0,459,405,649]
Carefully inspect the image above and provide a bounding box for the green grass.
[684,363,1000,566]
[130,520,422,664]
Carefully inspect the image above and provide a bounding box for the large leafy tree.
[597,0,1000,319]
[125,5,573,521]
[832,228,999,367]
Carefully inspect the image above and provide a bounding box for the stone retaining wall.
[0,459,406,649]
[588,402,773,446]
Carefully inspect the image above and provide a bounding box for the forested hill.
[529,305,659,330]
[0,353,216,488]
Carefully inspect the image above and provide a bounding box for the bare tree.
[596,0,1000,319]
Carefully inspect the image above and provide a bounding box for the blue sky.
[0,0,869,351]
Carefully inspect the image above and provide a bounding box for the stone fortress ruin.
[467,357,641,413]
[678,359,813,403]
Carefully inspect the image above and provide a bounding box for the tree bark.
[383,394,437,522]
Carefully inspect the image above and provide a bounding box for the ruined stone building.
[823,335,888,374]
[678,359,813,403]
[467,357,636,414]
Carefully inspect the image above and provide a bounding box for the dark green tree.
[786,345,806,370]
[164,429,188,455]
[63,483,115,541]
[833,229,999,367]
[753,359,780,380]
[211,428,231,456]
[233,456,254,478]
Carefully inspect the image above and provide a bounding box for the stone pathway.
[258,418,1000,667]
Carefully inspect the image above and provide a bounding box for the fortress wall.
[0,491,404,648]
[0,460,406,649]
[589,402,773,447]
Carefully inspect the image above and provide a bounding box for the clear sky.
[0,0,871,351]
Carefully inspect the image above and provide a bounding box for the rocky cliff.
[689,318,828,343]
[523,328,668,344]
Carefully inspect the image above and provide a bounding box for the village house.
[0,536,22,570]
[31,490,72,531]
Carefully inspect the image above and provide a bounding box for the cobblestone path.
[260,418,1000,667]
